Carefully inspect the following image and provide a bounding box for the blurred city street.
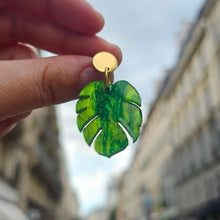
[0,0,220,220]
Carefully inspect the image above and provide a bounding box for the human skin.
[0,0,122,137]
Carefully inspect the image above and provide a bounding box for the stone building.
[116,71,174,220]
[0,107,79,220]
[116,170,137,220]
[86,207,107,220]
[165,0,220,218]
[0,179,29,220]
[105,177,120,220]
[117,0,220,219]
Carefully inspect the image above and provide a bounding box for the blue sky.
[44,0,206,217]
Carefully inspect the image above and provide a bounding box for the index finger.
[3,0,104,34]
[0,11,122,63]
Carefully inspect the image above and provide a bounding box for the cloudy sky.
[50,0,206,217]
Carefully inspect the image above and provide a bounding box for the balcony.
[31,146,62,201]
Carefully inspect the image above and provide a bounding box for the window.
[210,21,219,46]
[200,49,208,71]
[195,56,202,81]
[192,138,200,169]
[218,61,220,83]
[204,178,212,200]
[216,129,220,155]
[185,104,190,131]
[182,148,189,177]
[184,71,191,96]
[209,119,220,157]
[176,86,182,107]
[197,130,207,166]
[188,104,194,131]
[204,82,213,110]
[189,64,196,86]
[217,171,220,196]
[194,96,201,126]
[189,141,196,172]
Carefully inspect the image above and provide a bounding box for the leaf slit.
[79,114,98,132]
[76,107,87,114]
[91,129,103,146]
[117,122,132,144]
[79,95,90,100]
[82,115,98,131]
[123,100,141,108]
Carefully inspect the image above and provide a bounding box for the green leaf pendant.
[76,52,142,158]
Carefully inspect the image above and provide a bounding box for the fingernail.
[7,123,17,133]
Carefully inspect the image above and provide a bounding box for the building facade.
[166,0,220,218]
[86,208,107,220]
[0,107,79,220]
[116,72,174,220]
[106,177,120,220]
[117,0,220,219]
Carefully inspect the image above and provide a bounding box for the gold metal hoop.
[105,67,111,88]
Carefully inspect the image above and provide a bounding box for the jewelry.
[76,52,142,158]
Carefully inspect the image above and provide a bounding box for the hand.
[0,0,122,137]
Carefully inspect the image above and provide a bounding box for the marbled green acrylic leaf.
[76,80,142,158]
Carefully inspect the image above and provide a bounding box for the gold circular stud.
[93,51,118,73]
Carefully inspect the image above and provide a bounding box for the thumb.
[0,55,104,120]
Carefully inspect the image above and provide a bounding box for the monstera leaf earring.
[76,52,142,158]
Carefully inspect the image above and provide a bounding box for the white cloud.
[64,140,81,160]
[71,170,109,215]
[111,144,135,177]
